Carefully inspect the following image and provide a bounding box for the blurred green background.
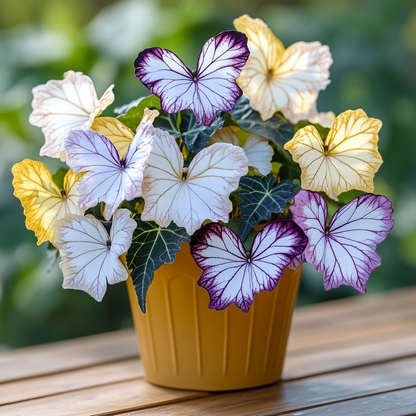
[1,0,415,349]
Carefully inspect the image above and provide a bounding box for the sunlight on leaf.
[284,109,383,200]
[234,14,332,124]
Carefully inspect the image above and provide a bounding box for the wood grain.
[1,286,416,415]
[291,286,416,334]
[282,386,416,415]
[284,330,416,380]
[0,329,138,384]
[0,358,143,406]
[120,356,416,416]
[0,379,209,416]
[288,314,416,353]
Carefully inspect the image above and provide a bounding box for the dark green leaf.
[153,111,181,138]
[154,110,225,154]
[294,119,330,140]
[229,97,294,149]
[127,219,190,313]
[117,95,161,131]
[238,175,294,241]
[180,110,225,153]
[52,167,68,190]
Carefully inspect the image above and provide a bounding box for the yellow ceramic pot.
[127,242,301,391]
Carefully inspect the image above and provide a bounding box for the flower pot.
[126,242,301,391]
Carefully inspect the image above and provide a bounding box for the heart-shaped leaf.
[127,218,190,313]
[238,174,295,241]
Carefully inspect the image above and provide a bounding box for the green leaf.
[238,175,295,241]
[126,219,190,313]
[52,167,68,190]
[294,119,330,140]
[229,97,294,150]
[180,110,225,153]
[153,111,181,138]
[117,95,161,131]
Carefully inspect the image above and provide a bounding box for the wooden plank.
[0,329,138,384]
[0,358,143,406]
[284,330,416,380]
[283,386,416,415]
[291,286,416,333]
[0,379,209,416]
[288,314,416,353]
[120,356,416,416]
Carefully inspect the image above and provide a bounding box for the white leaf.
[53,209,136,301]
[29,70,114,160]
[141,129,248,234]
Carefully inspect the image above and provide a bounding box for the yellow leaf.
[91,109,159,158]
[12,159,84,245]
[234,14,332,124]
[284,109,383,200]
[91,117,134,158]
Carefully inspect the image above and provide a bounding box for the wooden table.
[2,286,416,415]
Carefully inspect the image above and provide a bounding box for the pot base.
[127,243,301,391]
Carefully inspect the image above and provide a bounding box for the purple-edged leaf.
[290,190,394,293]
[238,175,295,241]
[229,97,294,150]
[190,221,307,312]
[126,218,190,313]
[288,253,306,270]
[134,30,249,126]
[65,123,154,220]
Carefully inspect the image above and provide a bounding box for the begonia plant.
[12,15,394,313]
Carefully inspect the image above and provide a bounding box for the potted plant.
[12,14,394,391]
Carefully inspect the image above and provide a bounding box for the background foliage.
[1,0,415,349]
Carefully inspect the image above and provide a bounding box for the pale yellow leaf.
[234,15,332,123]
[284,109,383,200]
